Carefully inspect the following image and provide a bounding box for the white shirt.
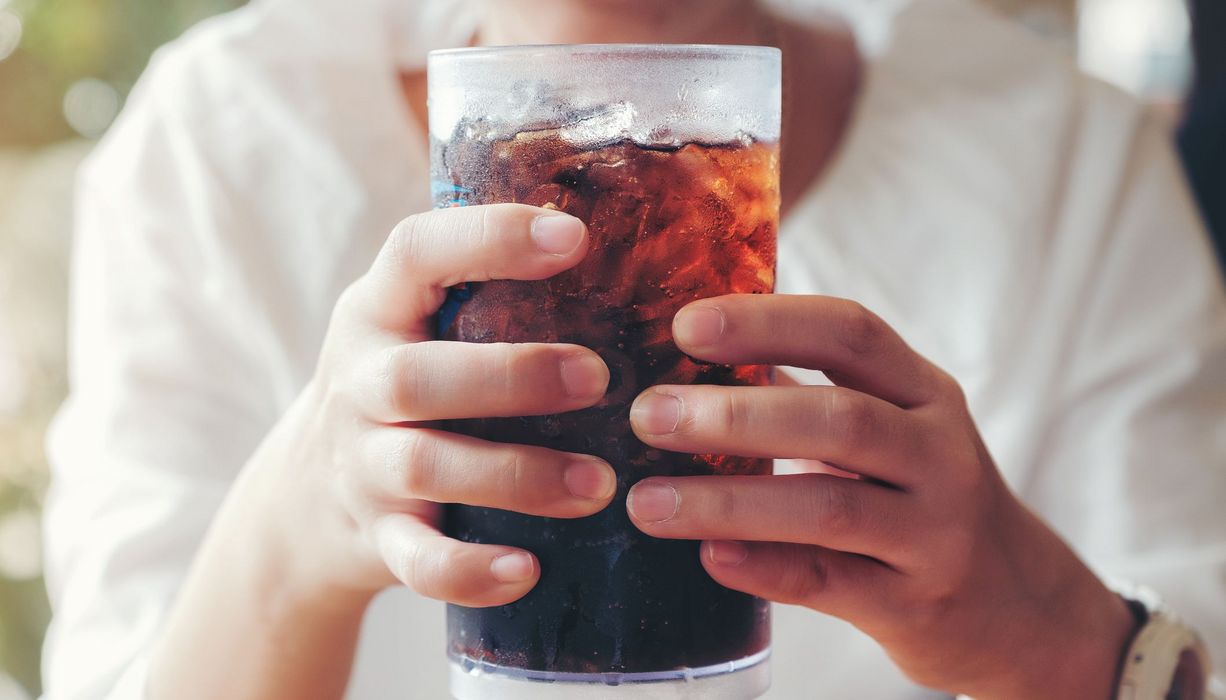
[41,0,1226,698]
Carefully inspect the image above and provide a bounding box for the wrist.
[961,583,1135,700]
[229,390,380,620]
[1038,581,1136,700]
[964,505,1138,700]
[149,414,375,699]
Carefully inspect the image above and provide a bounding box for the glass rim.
[429,43,780,61]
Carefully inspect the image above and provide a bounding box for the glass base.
[449,648,771,700]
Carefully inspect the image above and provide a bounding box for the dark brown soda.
[433,126,778,676]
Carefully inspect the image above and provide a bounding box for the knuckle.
[487,201,533,227]
[406,542,441,597]
[424,545,458,596]
[477,206,498,276]
[320,290,374,367]
[715,390,751,437]
[332,282,365,323]
[385,345,425,419]
[390,533,421,588]
[387,214,426,268]
[349,427,381,476]
[484,202,520,230]
[315,374,354,423]
[837,301,884,357]
[943,439,995,496]
[479,204,525,262]
[711,486,739,524]
[932,366,967,407]
[401,432,440,497]
[496,448,528,498]
[398,537,456,601]
[907,535,975,627]
[809,476,861,536]
[942,534,978,583]
[823,388,875,450]
[380,432,414,493]
[498,343,534,397]
[906,414,941,462]
[776,551,829,605]
[910,579,962,633]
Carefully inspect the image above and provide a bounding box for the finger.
[359,428,617,518]
[630,385,929,487]
[626,474,913,563]
[671,295,951,408]
[700,540,897,620]
[775,370,803,387]
[352,204,589,334]
[372,513,539,607]
[354,341,609,422]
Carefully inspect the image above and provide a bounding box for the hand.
[149,204,618,699]
[254,204,616,608]
[624,295,1136,699]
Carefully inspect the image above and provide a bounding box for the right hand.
[251,204,615,608]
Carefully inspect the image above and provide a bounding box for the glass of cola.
[428,44,781,700]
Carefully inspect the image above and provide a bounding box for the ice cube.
[558,102,638,148]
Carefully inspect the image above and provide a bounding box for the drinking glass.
[428,43,781,700]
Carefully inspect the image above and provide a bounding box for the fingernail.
[630,392,682,435]
[627,482,679,523]
[560,353,609,399]
[490,552,535,583]
[531,214,585,255]
[674,306,725,347]
[564,458,616,501]
[706,540,749,566]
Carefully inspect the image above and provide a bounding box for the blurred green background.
[0,0,243,147]
[0,2,242,696]
[0,0,1195,697]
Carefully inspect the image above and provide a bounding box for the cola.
[433,122,778,681]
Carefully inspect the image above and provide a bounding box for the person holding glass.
[41,0,1225,698]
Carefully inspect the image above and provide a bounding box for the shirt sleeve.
[1022,107,1226,684]
[40,46,280,700]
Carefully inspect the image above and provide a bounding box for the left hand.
[626,294,1136,700]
